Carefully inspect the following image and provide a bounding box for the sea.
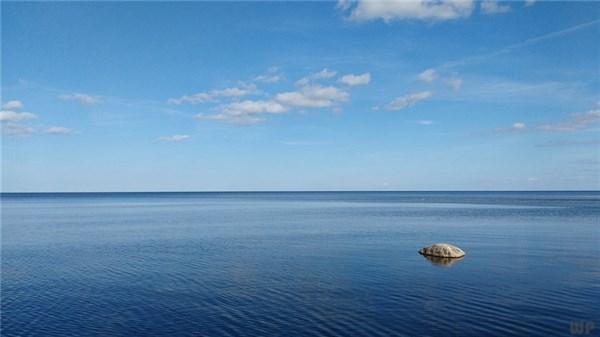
[1,191,599,336]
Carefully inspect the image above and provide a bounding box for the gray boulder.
[419,243,465,258]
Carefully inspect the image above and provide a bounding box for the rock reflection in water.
[422,254,464,267]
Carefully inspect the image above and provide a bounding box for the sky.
[1,1,599,192]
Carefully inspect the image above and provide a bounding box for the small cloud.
[0,110,38,122]
[295,68,337,87]
[199,99,288,124]
[221,100,288,115]
[2,100,24,110]
[168,83,257,105]
[159,134,191,142]
[527,177,539,182]
[496,122,527,133]
[59,93,101,105]
[418,69,437,83]
[339,72,371,86]
[340,0,475,22]
[416,120,433,125]
[276,85,349,109]
[254,67,283,83]
[480,1,511,14]
[1,123,34,136]
[513,122,527,130]
[524,0,536,7]
[45,126,75,135]
[446,77,463,91]
[387,91,433,111]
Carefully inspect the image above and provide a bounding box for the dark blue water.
[2,192,599,336]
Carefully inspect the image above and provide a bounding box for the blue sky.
[2,1,599,192]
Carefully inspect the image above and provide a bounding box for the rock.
[419,243,465,258]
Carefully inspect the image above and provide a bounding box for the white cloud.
[295,68,337,87]
[446,77,463,91]
[512,122,527,130]
[481,1,511,14]
[418,69,437,83]
[185,68,367,125]
[537,105,600,132]
[2,100,24,110]
[159,134,191,142]
[339,73,371,86]
[276,85,349,108]
[254,67,283,83]
[46,126,75,135]
[387,91,433,110]
[196,100,288,125]
[417,68,462,91]
[0,110,38,122]
[495,122,527,133]
[524,0,536,7]
[59,93,101,104]
[416,120,433,125]
[336,0,353,11]
[342,0,475,22]
[222,100,288,115]
[197,84,350,125]
[168,83,257,104]
[1,123,34,136]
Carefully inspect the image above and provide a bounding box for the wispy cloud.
[418,68,462,91]
[159,134,191,142]
[537,139,600,147]
[441,19,600,70]
[448,78,583,103]
[276,85,349,108]
[0,110,37,122]
[496,105,600,135]
[445,77,463,91]
[2,100,24,110]
[339,72,371,86]
[340,0,475,22]
[496,122,527,133]
[387,91,433,110]
[168,83,258,105]
[295,68,337,87]
[537,105,600,132]
[480,1,511,15]
[254,67,283,83]
[416,120,434,125]
[1,123,34,136]
[59,93,101,105]
[418,69,437,83]
[198,99,289,125]
[45,126,75,135]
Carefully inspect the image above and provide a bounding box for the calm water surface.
[2,192,599,336]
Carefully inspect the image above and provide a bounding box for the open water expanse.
[1,191,599,336]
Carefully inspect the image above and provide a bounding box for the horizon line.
[1,190,599,194]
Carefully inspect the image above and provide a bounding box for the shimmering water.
[2,192,599,336]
